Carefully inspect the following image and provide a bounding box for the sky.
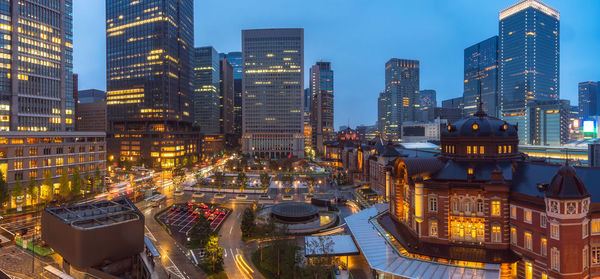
[73,0,600,129]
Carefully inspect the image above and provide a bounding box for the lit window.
[492,224,501,243]
[491,200,501,216]
[550,223,560,240]
[541,237,547,256]
[551,247,560,271]
[524,209,532,224]
[510,205,516,219]
[472,123,479,130]
[510,227,517,245]
[473,146,478,154]
[508,145,512,153]
[479,146,485,154]
[592,245,600,266]
[592,219,600,234]
[429,220,438,237]
[498,145,502,154]
[467,146,471,154]
[541,273,547,279]
[468,168,474,175]
[525,261,532,279]
[524,231,532,250]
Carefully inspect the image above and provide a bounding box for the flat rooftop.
[44,198,141,230]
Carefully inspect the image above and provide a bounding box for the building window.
[476,199,484,213]
[541,214,547,228]
[525,261,532,279]
[491,224,501,243]
[550,223,559,240]
[479,146,484,154]
[510,227,517,245]
[429,220,438,237]
[491,200,501,216]
[584,245,589,270]
[541,273,548,279]
[541,237,547,256]
[28,171,37,179]
[56,148,63,154]
[15,149,23,157]
[592,245,600,266]
[584,221,589,238]
[462,198,473,213]
[467,168,474,175]
[592,219,600,234]
[14,161,23,170]
[510,205,516,219]
[43,148,51,155]
[29,148,37,156]
[467,146,471,154]
[498,145,502,154]
[524,231,532,250]
[451,198,459,213]
[428,196,437,213]
[508,145,512,153]
[14,172,23,180]
[56,157,64,166]
[29,159,37,168]
[551,247,560,271]
[524,209,532,224]
[56,168,63,175]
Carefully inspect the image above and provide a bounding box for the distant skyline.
[73,0,600,129]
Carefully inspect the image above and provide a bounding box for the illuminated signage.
[583,120,595,133]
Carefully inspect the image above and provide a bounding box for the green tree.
[71,168,82,197]
[12,179,23,206]
[213,171,225,192]
[83,173,91,193]
[0,169,9,208]
[237,172,248,192]
[306,176,315,194]
[259,173,271,189]
[282,175,293,194]
[94,169,103,193]
[188,217,210,248]
[27,177,38,205]
[58,170,70,200]
[205,235,224,272]
[268,160,278,172]
[41,171,53,202]
[172,167,186,190]
[240,207,256,238]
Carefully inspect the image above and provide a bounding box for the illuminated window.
[473,146,478,154]
[525,261,532,279]
[29,148,37,156]
[466,146,471,154]
[491,200,501,216]
[541,237,547,256]
[467,168,474,175]
[542,273,547,279]
[498,146,502,154]
[56,157,63,166]
[14,161,23,169]
[551,247,559,271]
[524,231,532,250]
[508,145,512,153]
[550,223,559,240]
[429,220,438,237]
[503,145,507,153]
[28,171,37,179]
[510,205,516,219]
[510,227,517,245]
[524,209,532,224]
[479,146,484,154]
[29,159,37,168]
[592,245,600,266]
[491,224,501,243]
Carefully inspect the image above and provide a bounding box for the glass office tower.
[463,36,498,117]
[193,47,220,133]
[220,52,243,136]
[0,0,74,132]
[106,0,198,168]
[384,59,419,141]
[309,61,334,153]
[499,0,559,144]
[579,81,599,120]
[242,28,304,158]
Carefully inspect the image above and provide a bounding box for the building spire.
[474,79,486,117]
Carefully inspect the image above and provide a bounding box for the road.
[219,202,262,279]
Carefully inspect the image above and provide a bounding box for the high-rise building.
[242,28,304,158]
[220,52,243,136]
[377,91,390,137]
[193,47,221,134]
[303,88,312,149]
[76,90,107,132]
[106,0,198,168]
[442,97,463,110]
[384,59,419,141]
[463,36,499,117]
[417,89,436,122]
[219,58,234,135]
[310,61,334,153]
[578,81,599,120]
[0,0,75,132]
[499,0,560,144]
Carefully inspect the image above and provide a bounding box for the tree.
[94,169,103,193]
[194,172,203,187]
[268,160,278,172]
[188,217,210,247]
[306,176,316,194]
[58,171,70,200]
[240,207,256,238]
[83,173,91,193]
[305,235,336,278]
[12,179,23,207]
[71,168,82,197]
[259,173,271,189]
[213,171,225,192]
[282,175,293,194]
[237,172,248,192]
[26,177,38,205]
[41,171,53,202]
[0,169,9,208]
[172,167,186,190]
[299,160,309,171]
[205,235,224,272]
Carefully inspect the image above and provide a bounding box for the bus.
[148,195,166,207]
[43,266,75,279]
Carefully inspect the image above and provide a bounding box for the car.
[192,193,205,198]
[259,194,270,200]
[213,193,226,199]
[282,195,293,201]
[174,191,184,196]
[236,194,248,200]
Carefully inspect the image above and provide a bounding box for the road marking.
[229,226,233,235]
[223,248,227,257]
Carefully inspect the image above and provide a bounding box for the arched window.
[462,198,474,213]
[451,198,459,213]
[477,199,484,213]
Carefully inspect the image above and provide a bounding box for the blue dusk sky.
[73,0,600,129]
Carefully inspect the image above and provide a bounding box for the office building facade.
[463,36,499,117]
[76,89,106,132]
[309,61,334,153]
[0,0,75,132]
[377,91,390,138]
[417,89,436,122]
[193,47,221,133]
[242,28,304,158]
[384,59,419,141]
[499,0,560,144]
[579,81,599,120]
[219,58,234,135]
[106,0,198,168]
[220,52,243,136]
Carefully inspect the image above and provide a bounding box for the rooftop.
[44,198,142,230]
[499,0,559,20]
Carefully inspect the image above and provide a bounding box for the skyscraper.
[106,0,197,168]
[499,0,559,144]
[417,89,436,122]
[0,0,74,132]
[377,91,390,137]
[220,58,234,135]
[242,28,304,158]
[578,81,599,120]
[384,59,419,141]
[220,52,243,136]
[310,61,334,153]
[193,47,221,133]
[463,36,499,117]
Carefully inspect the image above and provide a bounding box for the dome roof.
[442,112,517,139]
[546,165,590,199]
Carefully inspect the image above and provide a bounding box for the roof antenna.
[474,79,485,117]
